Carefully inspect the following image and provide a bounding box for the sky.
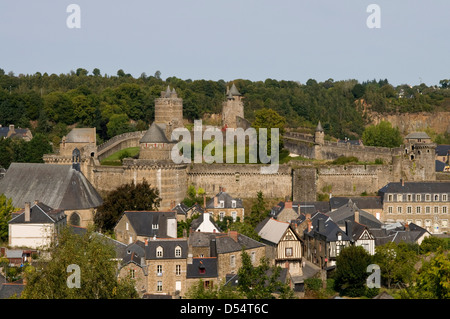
[0,0,449,86]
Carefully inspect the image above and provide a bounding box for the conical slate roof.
[316,121,323,132]
[140,122,170,143]
[229,83,241,96]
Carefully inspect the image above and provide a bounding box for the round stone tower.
[154,86,183,139]
[222,83,244,129]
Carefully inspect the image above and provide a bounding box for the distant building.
[379,181,450,233]
[205,190,244,222]
[0,124,32,141]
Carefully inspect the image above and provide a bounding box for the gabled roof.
[330,196,383,210]
[327,199,383,229]
[190,212,221,232]
[255,218,290,245]
[9,202,65,224]
[405,132,430,140]
[64,128,96,143]
[436,145,450,156]
[120,211,176,238]
[0,163,103,210]
[379,181,450,194]
[306,212,351,242]
[214,232,264,254]
[140,122,170,143]
[0,283,25,299]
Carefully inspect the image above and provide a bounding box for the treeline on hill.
[1,67,449,146]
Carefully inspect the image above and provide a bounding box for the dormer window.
[156,246,163,258]
[175,246,182,258]
[199,261,206,274]
[152,224,159,230]
[337,233,342,241]
[219,200,224,208]
[231,200,236,208]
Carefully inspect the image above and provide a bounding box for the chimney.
[285,201,293,209]
[354,210,360,223]
[401,178,404,187]
[170,201,175,210]
[145,238,148,246]
[345,220,353,239]
[187,253,193,265]
[24,202,31,222]
[405,222,410,231]
[317,218,325,233]
[228,230,238,242]
[214,195,218,208]
[306,214,312,231]
[9,124,15,133]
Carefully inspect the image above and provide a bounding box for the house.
[327,199,383,229]
[114,211,177,245]
[0,124,33,141]
[378,181,450,233]
[270,201,300,223]
[190,212,221,233]
[346,221,376,255]
[59,127,97,158]
[255,218,303,277]
[205,190,244,222]
[329,196,383,220]
[8,201,66,249]
[186,257,218,292]
[404,132,432,144]
[303,212,352,270]
[371,222,431,246]
[435,145,450,164]
[117,240,148,298]
[0,163,103,227]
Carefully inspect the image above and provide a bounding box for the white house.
[190,212,220,233]
[8,202,66,249]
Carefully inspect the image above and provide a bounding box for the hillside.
[1,69,449,145]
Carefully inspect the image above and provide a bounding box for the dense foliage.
[1,68,448,148]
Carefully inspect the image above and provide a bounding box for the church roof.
[0,163,103,210]
[140,123,170,143]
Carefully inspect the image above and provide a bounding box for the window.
[415,219,422,227]
[425,206,431,214]
[157,281,162,292]
[126,222,129,231]
[388,194,393,202]
[397,194,403,202]
[251,251,256,263]
[388,206,393,214]
[231,200,236,208]
[219,211,225,221]
[235,173,240,182]
[434,206,439,214]
[443,194,448,202]
[157,265,162,276]
[130,269,135,279]
[442,220,448,228]
[416,194,421,202]
[231,211,237,222]
[425,194,431,201]
[434,194,439,201]
[285,247,293,257]
[175,246,182,258]
[443,206,448,214]
[407,206,412,214]
[397,206,402,214]
[230,255,236,268]
[425,219,432,227]
[219,200,224,208]
[416,206,421,214]
[176,264,181,276]
[156,246,163,258]
[407,194,412,201]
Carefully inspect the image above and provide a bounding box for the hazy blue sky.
[0,0,449,86]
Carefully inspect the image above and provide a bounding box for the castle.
[43,84,437,222]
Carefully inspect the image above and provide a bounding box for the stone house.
[329,196,383,221]
[205,190,244,222]
[0,163,103,228]
[117,241,148,297]
[114,211,177,245]
[186,257,218,292]
[8,201,66,249]
[0,124,33,141]
[270,201,301,223]
[378,180,450,233]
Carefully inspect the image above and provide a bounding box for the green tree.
[237,251,295,299]
[334,245,373,297]
[0,194,16,242]
[252,108,286,157]
[362,121,403,148]
[21,226,138,299]
[94,179,161,233]
[420,235,449,254]
[185,279,243,299]
[106,113,131,138]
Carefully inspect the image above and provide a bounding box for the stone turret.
[154,86,183,140]
[222,83,244,129]
[314,121,324,146]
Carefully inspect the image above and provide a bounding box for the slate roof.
[372,222,429,246]
[436,160,447,172]
[271,201,330,218]
[0,283,24,299]
[329,196,382,211]
[145,239,188,260]
[206,191,243,209]
[305,212,351,242]
[0,163,103,210]
[436,145,450,156]
[121,211,177,238]
[378,181,450,195]
[9,202,65,224]
[121,241,146,266]
[0,126,31,140]
[327,199,383,229]
[229,83,241,96]
[405,132,430,140]
[140,122,170,143]
[186,257,218,278]
[190,213,221,232]
[64,128,96,143]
